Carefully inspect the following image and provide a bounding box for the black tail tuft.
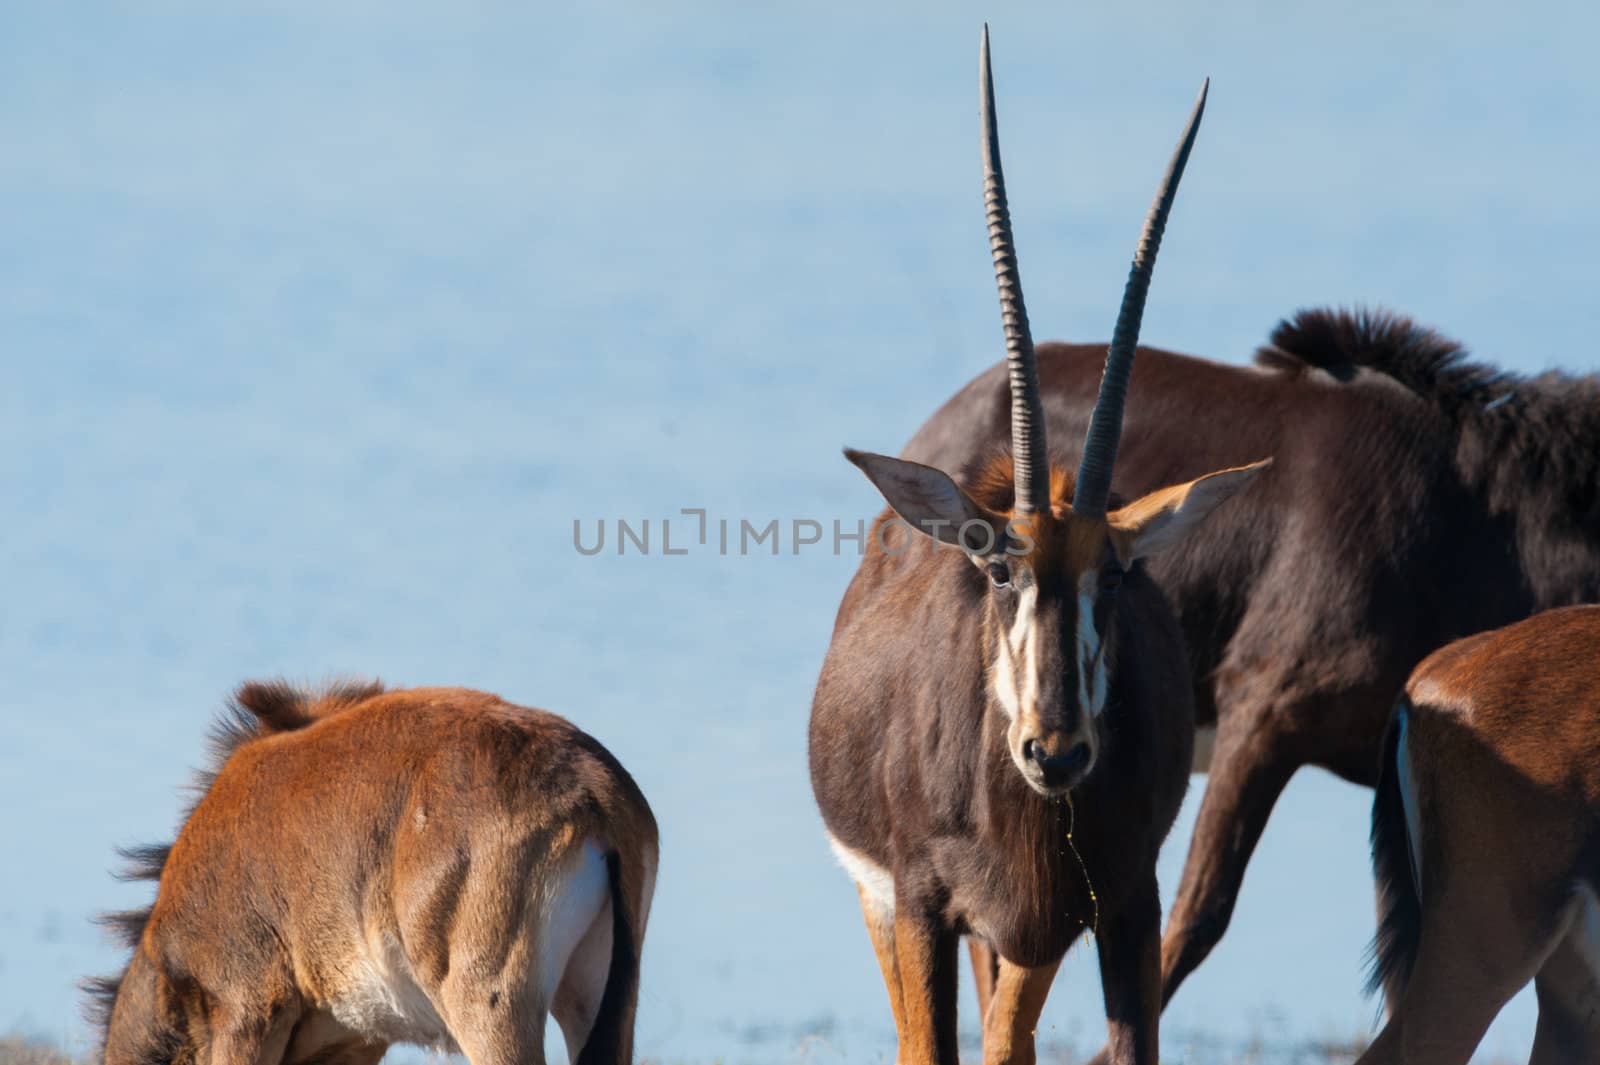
[575,850,639,1065]
[1366,699,1423,1010]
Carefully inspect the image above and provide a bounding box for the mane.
[1259,306,1600,536]
[1255,307,1523,415]
[83,678,385,1035]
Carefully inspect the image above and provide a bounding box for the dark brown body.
[88,682,658,1065]
[1361,606,1600,1064]
[810,493,1195,1064]
[904,309,1600,1009]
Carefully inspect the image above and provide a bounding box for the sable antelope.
[1360,605,1600,1064]
[85,681,657,1065]
[905,296,1600,1023]
[809,29,1266,1065]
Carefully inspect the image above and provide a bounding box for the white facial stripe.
[1022,590,1040,717]
[1077,570,1109,718]
[995,575,1109,723]
[989,583,1038,721]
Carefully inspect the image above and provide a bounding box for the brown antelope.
[1358,605,1600,1065]
[907,282,1600,1030]
[809,29,1267,1065]
[85,680,658,1065]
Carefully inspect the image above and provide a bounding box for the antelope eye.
[1100,564,1125,595]
[987,562,1012,588]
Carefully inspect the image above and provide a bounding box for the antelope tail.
[1366,699,1422,1011]
[575,850,642,1065]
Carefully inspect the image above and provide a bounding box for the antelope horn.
[1072,78,1208,519]
[981,25,1048,517]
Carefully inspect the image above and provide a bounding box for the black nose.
[1023,739,1091,787]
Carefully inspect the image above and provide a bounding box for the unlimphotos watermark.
[572,508,1035,558]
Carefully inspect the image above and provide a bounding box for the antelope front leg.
[979,953,1060,1065]
[967,938,1000,1024]
[207,1002,298,1065]
[891,901,960,1065]
[856,885,909,1060]
[1095,885,1161,1065]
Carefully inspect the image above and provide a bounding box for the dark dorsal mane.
[1259,305,1600,415]
[83,679,385,1034]
[1259,307,1600,540]
[1255,307,1509,407]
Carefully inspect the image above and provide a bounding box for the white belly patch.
[330,930,456,1050]
[827,832,894,916]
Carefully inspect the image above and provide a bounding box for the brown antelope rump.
[86,680,657,1065]
[808,29,1266,1065]
[906,289,1600,1026]
[1358,606,1600,1065]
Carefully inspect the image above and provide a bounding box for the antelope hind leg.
[436,839,614,1065]
[1158,696,1301,1009]
[1529,898,1600,1065]
[1355,884,1563,1065]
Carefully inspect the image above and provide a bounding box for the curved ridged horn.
[981,25,1049,517]
[1072,78,1209,519]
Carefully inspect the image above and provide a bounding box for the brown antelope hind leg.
[1157,699,1301,1007]
[1529,912,1600,1065]
[978,954,1059,1065]
[437,840,614,1065]
[967,938,1001,1031]
[1360,887,1561,1065]
[891,904,961,1065]
[447,994,550,1065]
[1095,886,1162,1065]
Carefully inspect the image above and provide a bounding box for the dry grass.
[0,1037,78,1065]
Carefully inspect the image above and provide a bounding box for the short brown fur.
[88,681,658,1065]
[903,308,1600,1031]
[812,454,1260,1065]
[1356,606,1600,1065]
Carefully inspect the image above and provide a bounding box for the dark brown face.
[981,511,1124,796]
[843,447,1270,797]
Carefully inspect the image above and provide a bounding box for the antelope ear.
[844,448,1003,552]
[1109,459,1271,560]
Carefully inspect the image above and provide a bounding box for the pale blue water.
[4,4,1598,1062]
